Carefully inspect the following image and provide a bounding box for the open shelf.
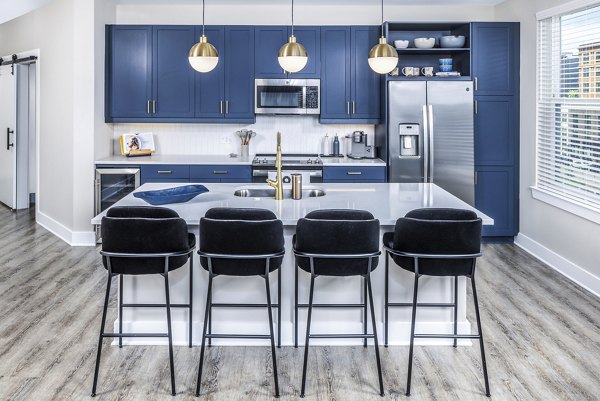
[394,48,470,54]
[386,76,472,81]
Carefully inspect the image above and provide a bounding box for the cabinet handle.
[352,101,356,114]
[474,77,478,91]
[347,171,362,175]
[475,171,478,185]
[147,100,151,114]
[212,170,229,175]
[225,100,229,114]
[152,100,156,114]
[220,100,223,114]
[346,101,350,115]
[157,170,172,174]
[474,100,478,114]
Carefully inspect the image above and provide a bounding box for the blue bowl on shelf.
[133,185,209,205]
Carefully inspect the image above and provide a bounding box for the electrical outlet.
[220,135,231,145]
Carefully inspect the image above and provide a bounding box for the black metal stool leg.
[91,272,112,397]
[208,281,213,348]
[384,252,389,347]
[294,265,299,348]
[265,272,280,397]
[119,274,123,348]
[367,272,384,397]
[195,274,213,397]
[406,271,420,397]
[189,256,193,348]
[363,276,368,348]
[300,273,315,398]
[453,275,458,348]
[164,272,176,396]
[471,276,491,397]
[277,268,281,349]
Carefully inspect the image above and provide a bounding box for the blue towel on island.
[133,185,209,205]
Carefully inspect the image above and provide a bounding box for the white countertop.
[95,154,386,167]
[92,182,492,227]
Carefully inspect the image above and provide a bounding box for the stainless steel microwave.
[255,79,320,115]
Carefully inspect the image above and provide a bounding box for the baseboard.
[37,211,96,247]
[515,233,600,298]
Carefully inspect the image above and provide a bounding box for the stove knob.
[283,176,291,184]
[307,159,312,164]
[263,158,268,164]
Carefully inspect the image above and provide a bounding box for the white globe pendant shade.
[188,35,219,73]
[278,35,308,73]
[368,36,398,74]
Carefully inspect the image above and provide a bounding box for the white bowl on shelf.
[394,40,409,49]
[414,37,436,49]
[440,35,466,48]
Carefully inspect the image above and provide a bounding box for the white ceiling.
[0,0,52,24]
[116,0,506,5]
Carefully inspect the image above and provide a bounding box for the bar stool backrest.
[392,208,482,276]
[101,206,191,275]
[199,208,284,276]
[295,209,380,276]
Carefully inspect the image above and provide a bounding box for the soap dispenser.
[332,134,340,156]
[322,133,331,156]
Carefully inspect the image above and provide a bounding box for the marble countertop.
[95,154,387,167]
[91,182,492,227]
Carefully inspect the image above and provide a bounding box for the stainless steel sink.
[234,188,326,198]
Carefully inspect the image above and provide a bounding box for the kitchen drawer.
[142,178,190,184]
[323,166,386,181]
[190,165,251,180]
[141,165,190,181]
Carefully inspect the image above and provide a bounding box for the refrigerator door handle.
[428,104,434,183]
[422,105,429,183]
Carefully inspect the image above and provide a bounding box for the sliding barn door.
[0,65,17,209]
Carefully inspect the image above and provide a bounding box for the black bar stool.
[293,209,384,398]
[92,206,195,397]
[382,208,490,397]
[195,207,284,398]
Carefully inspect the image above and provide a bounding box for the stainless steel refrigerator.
[387,81,474,205]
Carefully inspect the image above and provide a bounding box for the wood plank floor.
[0,207,599,400]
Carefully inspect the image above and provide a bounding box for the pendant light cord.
[381,0,384,37]
[202,0,206,36]
[291,0,295,36]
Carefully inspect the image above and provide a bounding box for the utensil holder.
[240,144,249,161]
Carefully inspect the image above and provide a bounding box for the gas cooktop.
[252,153,322,167]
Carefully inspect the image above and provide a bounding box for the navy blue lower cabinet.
[323,166,386,182]
[190,165,251,181]
[140,165,190,184]
[142,178,191,184]
[475,166,517,238]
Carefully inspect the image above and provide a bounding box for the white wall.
[495,0,600,293]
[115,4,496,25]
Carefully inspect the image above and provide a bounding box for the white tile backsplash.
[112,116,375,156]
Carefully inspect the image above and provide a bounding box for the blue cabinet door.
[195,26,225,118]
[107,26,152,119]
[224,26,255,121]
[153,26,196,118]
[289,26,321,78]
[255,26,288,78]
[475,96,516,165]
[472,23,519,96]
[323,166,386,182]
[320,27,352,120]
[351,26,381,120]
[475,166,517,237]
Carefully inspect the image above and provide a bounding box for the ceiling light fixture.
[188,0,219,73]
[368,0,398,74]
[278,0,308,73]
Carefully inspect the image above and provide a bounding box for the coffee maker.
[347,131,375,159]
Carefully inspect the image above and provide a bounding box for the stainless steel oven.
[252,168,323,184]
[255,79,320,115]
[252,153,323,184]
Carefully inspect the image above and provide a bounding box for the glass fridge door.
[95,168,140,214]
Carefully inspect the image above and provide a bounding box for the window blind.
[538,4,600,211]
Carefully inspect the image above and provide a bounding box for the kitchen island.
[92,182,492,346]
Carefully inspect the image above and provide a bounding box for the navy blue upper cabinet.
[472,22,520,96]
[254,26,320,78]
[153,26,196,118]
[475,96,516,165]
[195,26,225,118]
[107,26,152,118]
[255,26,288,78]
[351,26,380,120]
[224,26,255,120]
[320,26,380,123]
[320,26,352,120]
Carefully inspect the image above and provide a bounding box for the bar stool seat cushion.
[101,206,194,275]
[199,208,284,276]
[386,208,482,277]
[294,209,380,276]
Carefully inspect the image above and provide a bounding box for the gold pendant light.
[188,0,219,73]
[278,0,308,73]
[368,0,398,74]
